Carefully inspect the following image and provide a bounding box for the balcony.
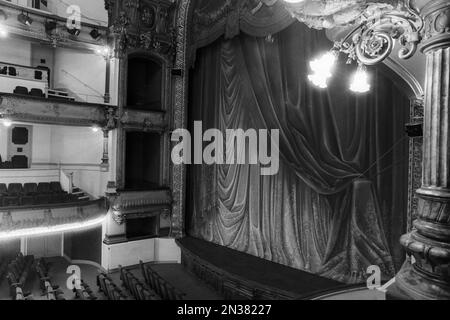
[0,198,106,240]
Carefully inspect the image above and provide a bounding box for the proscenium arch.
[169,0,424,238]
[171,0,194,238]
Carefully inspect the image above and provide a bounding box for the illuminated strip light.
[0,215,106,241]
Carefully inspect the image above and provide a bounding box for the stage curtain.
[187,22,409,283]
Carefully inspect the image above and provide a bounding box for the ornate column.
[104,58,111,104]
[390,0,450,300]
[101,128,110,169]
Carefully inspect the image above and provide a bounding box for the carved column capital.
[421,0,450,53]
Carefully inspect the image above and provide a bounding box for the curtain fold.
[187,22,409,283]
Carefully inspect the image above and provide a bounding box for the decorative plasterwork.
[108,189,172,225]
[420,0,450,51]
[119,109,167,132]
[170,0,192,238]
[0,93,118,127]
[407,98,424,232]
[105,0,177,60]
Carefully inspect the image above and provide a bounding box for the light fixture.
[45,20,57,34]
[96,46,111,59]
[89,28,102,41]
[17,12,33,26]
[283,0,424,93]
[350,66,371,93]
[0,25,8,38]
[2,118,12,127]
[67,26,81,36]
[91,125,100,133]
[307,51,337,89]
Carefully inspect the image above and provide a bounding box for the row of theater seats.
[12,86,75,102]
[97,273,129,300]
[73,280,97,300]
[0,259,8,285]
[36,258,65,300]
[119,266,160,300]
[140,261,185,300]
[13,86,45,98]
[6,253,34,300]
[0,182,79,207]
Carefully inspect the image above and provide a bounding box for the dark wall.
[127,57,162,111]
[0,239,21,260]
[63,226,102,265]
[125,131,162,190]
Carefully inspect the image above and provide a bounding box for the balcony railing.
[0,62,48,96]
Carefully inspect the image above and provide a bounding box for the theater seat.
[23,183,38,195]
[37,183,51,194]
[13,86,28,95]
[21,196,34,206]
[8,183,23,196]
[11,156,28,169]
[0,162,13,169]
[50,182,65,194]
[0,184,7,195]
[3,196,20,207]
[50,194,64,204]
[8,67,17,76]
[35,194,51,205]
[29,88,45,98]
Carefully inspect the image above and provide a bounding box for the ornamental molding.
[105,0,177,61]
[108,189,172,225]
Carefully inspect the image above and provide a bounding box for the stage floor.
[178,237,346,299]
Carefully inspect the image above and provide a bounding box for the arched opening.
[185,22,412,283]
[127,56,163,111]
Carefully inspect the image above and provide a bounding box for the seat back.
[24,183,38,195]
[9,67,17,76]
[50,182,63,193]
[7,183,23,195]
[13,86,28,95]
[30,88,45,97]
[37,183,51,194]
[11,156,28,169]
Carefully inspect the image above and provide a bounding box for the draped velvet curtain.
[187,22,409,283]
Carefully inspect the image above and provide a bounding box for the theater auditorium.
[0,0,449,301]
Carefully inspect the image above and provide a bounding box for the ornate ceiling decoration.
[284,0,423,65]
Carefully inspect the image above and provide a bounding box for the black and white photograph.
[0,0,448,308]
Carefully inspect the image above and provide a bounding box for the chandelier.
[282,0,423,93]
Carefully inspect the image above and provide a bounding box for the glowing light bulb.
[350,67,371,93]
[96,47,110,57]
[307,51,337,89]
[91,126,100,133]
[2,119,12,127]
[0,25,8,38]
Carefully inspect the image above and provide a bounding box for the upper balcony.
[0,0,108,50]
